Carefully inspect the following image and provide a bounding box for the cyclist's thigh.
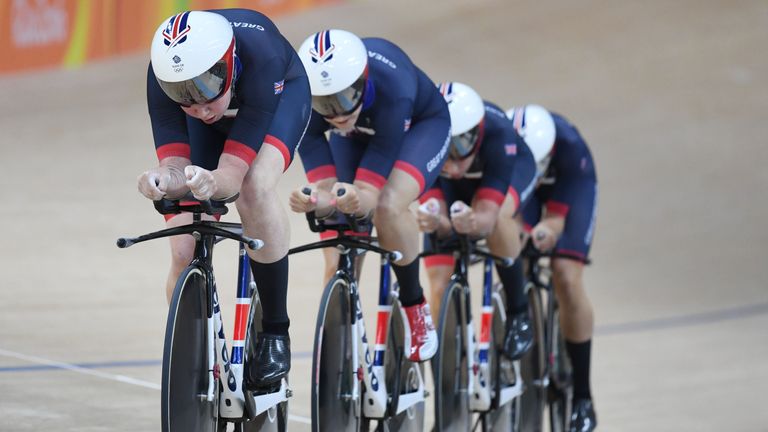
[187,116,226,170]
[521,193,543,233]
[328,134,367,183]
[554,181,598,262]
[393,110,451,195]
[509,144,538,215]
[259,75,312,171]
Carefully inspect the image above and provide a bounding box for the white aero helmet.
[150,11,236,106]
[298,29,368,118]
[506,105,556,174]
[437,82,485,159]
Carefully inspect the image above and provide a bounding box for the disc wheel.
[433,281,469,431]
[518,285,546,432]
[162,266,219,432]
[311,276,360,431]
[547,304,572,432]
[482,287,519,431]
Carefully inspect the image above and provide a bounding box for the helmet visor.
[449,123,482,160]
[158,60,229,106]
[312,74,366,118]
[156,37,235,107]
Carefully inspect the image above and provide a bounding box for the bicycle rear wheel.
[382,298,425,431]
[433,281,469,431]
[518,285,546,432]
[547,303,572,432]
[311,276,359,431]
[162,266,219,432]
[243,286,288,432]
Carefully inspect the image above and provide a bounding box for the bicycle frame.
[117,199,288,427]
[432,236,523,414]
[290,210,426,423]
[334,244,426,419]
[215,244,289,420]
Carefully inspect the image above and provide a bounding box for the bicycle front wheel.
[482,286,520,431]
[161,266,219,432]
[547,303,572,432]
[311,275,359,432]
[383,298,425,431]
[518,285,546,432]
[433,280,469,431]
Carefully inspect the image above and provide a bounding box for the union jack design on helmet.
[162,12,192,49]
[437,82,455,103]
[309,30,336,63]
[510,107,526,130]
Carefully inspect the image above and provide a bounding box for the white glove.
[417,198,441,233]
[185,165,217,201]
[449,201,476,234]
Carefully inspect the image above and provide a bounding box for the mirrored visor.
[449,123,482,160]
[157,60,229,106]
[312,74,367,118]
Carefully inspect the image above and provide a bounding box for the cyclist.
[136,9,310,392]
[288,29,450,362]
[416,82,538,360]
[506,105,599,432]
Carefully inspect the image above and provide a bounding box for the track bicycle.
[422,233,524,432]
[289,191,428,431]
[117,196,290,432]
[518,240,589,432]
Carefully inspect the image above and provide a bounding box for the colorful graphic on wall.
[0,0,338,74]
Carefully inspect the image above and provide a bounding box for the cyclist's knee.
[374,191,401,221]
[552,261,585,305]
[238,181,273,208]
[169,237,195,269]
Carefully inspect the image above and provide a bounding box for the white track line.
[0,347,312,425]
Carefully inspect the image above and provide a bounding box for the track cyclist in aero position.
[417,82,538,360]
[136,9,310,394]
[506,104,599,431]
[289,29,452,362]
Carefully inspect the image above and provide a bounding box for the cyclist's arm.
[157,157,191,199]
[312,177,340,218]
[418,188,453,237]
[468,198,502,238]
[349,179,381,219]
[210,153,251,200]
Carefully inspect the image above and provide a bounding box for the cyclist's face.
[325,105,363,131]
[441,154,476,179]
[181,89,232,124]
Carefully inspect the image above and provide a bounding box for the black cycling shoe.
[244,333,291,391]
[569,398,597,432]
[501,310,534,360]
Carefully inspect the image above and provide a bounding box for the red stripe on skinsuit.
[394,161,425,194]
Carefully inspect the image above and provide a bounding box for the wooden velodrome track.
[0,1,766,430]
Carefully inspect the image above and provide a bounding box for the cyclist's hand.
[417,198,441,233]
[531,223,557,251]
[332,182,360,215]
[289,185,317,213]
[185,165,217,201]
[449,201,476,234]
[137,167,171,200]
